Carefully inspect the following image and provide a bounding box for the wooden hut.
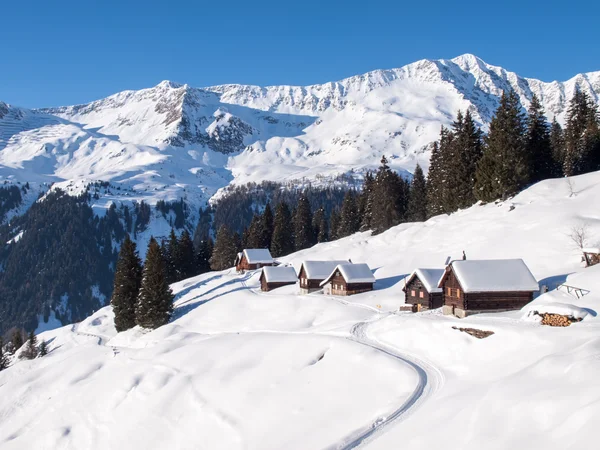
[259,266,297,291]
[236,249,274,273]
[298,260,349,294]
[402,268,445,311]
[320,263,375,296]
[438,259,539,318]
[582,248,600,267]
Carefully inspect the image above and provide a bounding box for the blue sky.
[2,0,598,108]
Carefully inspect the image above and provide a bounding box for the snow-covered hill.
[2,54,599,212]
[2,170,600,449]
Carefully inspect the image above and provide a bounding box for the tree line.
[1,329,49,372]
[427,89,600,215]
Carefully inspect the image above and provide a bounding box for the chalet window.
[419,291,424,298]
[447,287,452,296]
[411,290,416,297]
[456,289,461,298]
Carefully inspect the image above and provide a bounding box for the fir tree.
[136,237,174,329]
[312,206,327,243]
[246,214,262,248]
[549,117,566,176]
[426,129,451,217]
[20,331,38,360]
[450,110,483,210]
[177,230,196,280]
[407,163,427,221]
[526,94,554,183]
[270,201,294,257]
[38,340,48,357]
[359,172,375,231]
[563,89,600,176]
[338,191,360,238]
[196,237,213,274]
[329,208,341,241]
[11,329,24,353]
[110,234,142,332]
[0,338,10,371]
[474,90,528,202]
[259,203,274,249]
[293,194,315,250]
[210,226,239,270]
[371,156,402,234]
[165,229,179,284]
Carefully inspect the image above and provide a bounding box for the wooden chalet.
[298,260,349,294]
[438,259,539,318]
[582,248,600,267]
[402,268,445,311]
[235,249,274,272]
[320,263,375,296]
[259,266,297,291]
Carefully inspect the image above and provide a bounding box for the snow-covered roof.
[261,266,298,283]
[442,259,539,293]
[243,249,274,264]
[582,247,600,254]
[320,263,376,286]
[403,268,445,293]
[299,260,349,280]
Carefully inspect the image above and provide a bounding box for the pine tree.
[371,156,402,234]
[474,90,528,202]
[338,191,360,238]
[359,172,375,231]
[136,237,174,329]
[270,202,294,257]
[165,229,179,284]
[549,117,566,176]
[312,206,326,243]
[426,129,452,217]
[259,203,274,249]
[293,194,315,250]
[526,94,554,183]
[0,338,10,371]
[38,340,48,357]
[177,230,196,280]
[11,329,24,353]
[196,237,213,274]
[563,89,600,176]
[20,331,38,360]
[110,234,143,332]
[329,208,341,241]
[407,163,427,221]
[246,214,262,248]
[210,226,239,270]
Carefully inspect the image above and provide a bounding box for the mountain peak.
[449,53,488,69]
[156,80,185,90]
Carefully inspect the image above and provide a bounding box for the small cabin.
[260,266,297,291]
[439,259,539,318]
[402,268,445,311]
[236,249,274,273]
[320,263,375,296]
[298,260,349,294]
[582,248,600,267]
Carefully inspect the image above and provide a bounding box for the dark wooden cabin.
[236,249,274,273]
[582,248,600,267]
[320,263,375,296]
[298,260,349,294]
[402,268,445,311]
[438,259,539,318]
[259,266,297,291]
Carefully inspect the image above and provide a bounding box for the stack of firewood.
[541,313,575,327]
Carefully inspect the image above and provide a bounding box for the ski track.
[70,270,443,449]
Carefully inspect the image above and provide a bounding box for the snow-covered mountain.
[1,54,599,210]
[2,169,600,450]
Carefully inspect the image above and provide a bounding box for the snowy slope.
[3,170,600,449]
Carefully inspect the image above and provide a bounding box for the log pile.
[540,313,581,327]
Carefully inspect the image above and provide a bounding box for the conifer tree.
[259,203,274,249]
[246,214,262,248]
[177,230,196,280]
[136,237,174,329]
[0,338,10,371]
[563,89,600,176]
[271,202,294,257]
[359,172,375,231]
[526,94,554,183]
[210,226,239,270]
[329,208,341,241]
[407,163,427,221]
[165,229,179,284]
[20,331,38,360]
[338,191,360,238]
[110,234,142,332]
[196,237,213,274]
[426,130,451,217]
[293,194,315,250]
[318,213,329,243]
[38,340,48,357]
[312,206,326,243]
[371,156,402,234]
[11,329,24,353]
[549,118,566,175]
[474,90,528,202]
